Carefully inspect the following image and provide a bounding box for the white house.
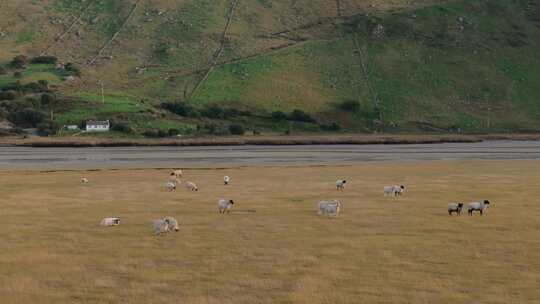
[85,120,110,132]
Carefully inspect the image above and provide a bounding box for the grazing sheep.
[224,175,230,185]
[336,179,347,190]
[100,217,120,226]
[168,173,181,183]
[173,169,183,178]
[81,177,89,183]
[218,199,235,214]
[448,203,464,215]
[468,200,491,216]
[384,185,405,196]
[318,200,342,216]
[153,219,169,235]
[163,217,179,231]
[165,181,177,192]
[185,181,198,191]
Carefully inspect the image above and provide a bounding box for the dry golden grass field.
[1,160,540,304]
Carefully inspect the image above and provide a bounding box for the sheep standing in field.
[218,199,235,214]
[318,200,342,216]
[152,217,179,235]
[185,181,198,191]
[163,217,179,232]
[336,179,347,190]
[165,181,177,192]
[81,177,89,183]
[384,185,405,196]
[468,200,491,216]
[224,175,230,185]
[100,217,120,226]
[448,203,464,216]
[172,169,183,178]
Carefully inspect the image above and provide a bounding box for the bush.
[65,63,81,77]
[289,109,316,123]
[201,105,225,119]
[30,56,58,65]
[338,100,360,112]
[0,66,7,75]
[271,111,287,121]
[0,90,17,101]
[7,109,46,127]
[10,55,28,69]
[320,122,341,131]
[13,71,22,78]
[168,128,180,136]
[110,121,133,133]
[40,93,55,105]
[143,129,167,138]
[36,120,60,136]
[228,124,245,135]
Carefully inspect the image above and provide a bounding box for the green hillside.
[1,0,540,136]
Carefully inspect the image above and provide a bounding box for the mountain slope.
[1,0,540,135]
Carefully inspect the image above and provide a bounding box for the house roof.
[86,120,110,127]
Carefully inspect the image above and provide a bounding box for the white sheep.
[100,217,120,226]
[384,185,405,196]
[81,177,89,183]
[448,203,464,216]
[224,175,230,185]
[318,200,342,216]
[153,219,169,235]
[336,179,347,190]
[163,216,179,232]
[172,169,183,178]
[185,181,198,191]
[468,200,490,216]
[218,199,235,214]
[165,181,177,192]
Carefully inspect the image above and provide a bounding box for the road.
[1,140,540,170]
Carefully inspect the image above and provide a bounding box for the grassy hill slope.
[1,0,540,136]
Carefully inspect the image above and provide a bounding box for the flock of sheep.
[87,168,491,235]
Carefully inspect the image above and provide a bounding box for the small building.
[85,120,110,132]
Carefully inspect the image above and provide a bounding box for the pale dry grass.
[1,160,539,303]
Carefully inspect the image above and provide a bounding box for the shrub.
[30,56,58,64]
[0,66,7,75]
[320,122,341,131]
[65,63,81,76]
[201,105,225,119]
[0,90,17,101]
[110,121,133,133]
[168,128,180,136]
[289,109,316,123]
[36,120,60,136]
[7,109,46,127]
[228,124,245,135]
[338,100,360,112]
[271,111,287,121]
[13,71,22,78]
[143,129,159,137]
[161,102,191,116]
[40,93,55,105]
[10,55,28,69]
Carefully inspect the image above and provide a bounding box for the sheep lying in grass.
[185,181,198,191]
[218,199,234,214]
[173,169,183,178]
[468,200,490,216]
[318,200,342,216]
[384,185,405,196]
[153,217,179,235]
[100,217,120,226]
[224,175,230,185]
[336,179,346,190]
[81,177,89,183]
[448,203,464,215]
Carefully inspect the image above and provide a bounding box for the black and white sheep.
[468,200,490,216]
[383,185,405,196]
[218,199,235,214]
[152,217,179,235]
[336,180,347,190]
[224,175,230,185]
[81,177,89,183]
[100,217,120,226]
[447,203,464,215]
